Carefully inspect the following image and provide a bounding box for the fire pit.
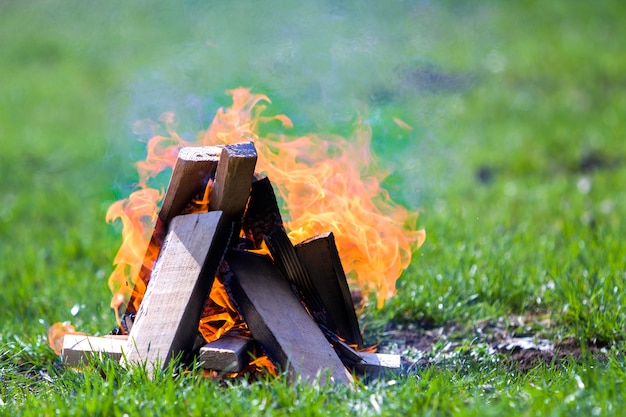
[50,88,425,385]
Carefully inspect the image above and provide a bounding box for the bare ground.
[377,315,609,372]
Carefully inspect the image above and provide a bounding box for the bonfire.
[48,88,425,383]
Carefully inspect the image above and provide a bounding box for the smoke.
[109,0,486,212]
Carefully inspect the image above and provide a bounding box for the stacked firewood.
[62,142,400,385]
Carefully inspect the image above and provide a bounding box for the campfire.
[49,89,425,385]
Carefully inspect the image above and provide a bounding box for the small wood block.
[351,353,402,379]
[295,232,363,348]
[198,335,253,372]
[122,211,232,374]
[209,142,258,220]
[225,250,354,385]
[242,174,285,248]
[62,334,128,364]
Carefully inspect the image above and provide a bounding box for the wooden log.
[127,146,222,316]
[295,232,363,348]
[224,249,354,385]
[241,174,285,248]
[198,335,253,372]
[62,334,128,364]
[209,141,258,221]
[122,211,232,374]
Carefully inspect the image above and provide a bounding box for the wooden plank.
[122,211,232,374]
[330,338,402,379]
[209,141,258,220]
[263,228,333,330]
[225,250,354,385]
[62,334,128,364]
[198,335,253,372]
[62,333,254,373]
[159,146,222,222]
[350,352,402,379]
[295,232,364,348]
[126,146,222,316]
[241,174,285,248]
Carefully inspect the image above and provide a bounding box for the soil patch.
[378,316,608,372]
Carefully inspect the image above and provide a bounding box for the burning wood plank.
[122,211,232,374]
[242,174,285,248]
[128,146,222,315]
[295,232,364,348]
[159,146,222,221]
[125,142,256,321]
[263,227,331,328]
[224,249,354,385]
[209,141,258,221]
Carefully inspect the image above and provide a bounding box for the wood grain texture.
[225,250,354,385]
[198,335,253,372]
[123,211,232,374]
[209,142,258,220]
[62,335,128,364]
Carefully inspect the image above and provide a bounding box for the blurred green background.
[2,1,626,414]
[1,0,625,351]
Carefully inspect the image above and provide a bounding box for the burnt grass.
[375,316,609,373]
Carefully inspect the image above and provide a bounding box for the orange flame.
[104,87,423,317]
[197,89,424,306]
[105,188,161,319]
[255,122,426,307]
[47,322,84,355]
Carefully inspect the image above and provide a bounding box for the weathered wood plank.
[330,338,402,379]
[263,227,331,328]
[62,334,128,364]
[63,333,254,373]
[350,352,403,379]
[209,141,258,221]
[126,146,222,316]
[295,232,363,348]
[122,211,232,374]
[198,335,253,372]
[159,146,222,222]
[225,249,353,385]
[241,174,285,248]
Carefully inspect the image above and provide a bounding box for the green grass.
[1,0,625,415]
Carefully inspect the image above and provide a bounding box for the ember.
[50,88,425,383]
